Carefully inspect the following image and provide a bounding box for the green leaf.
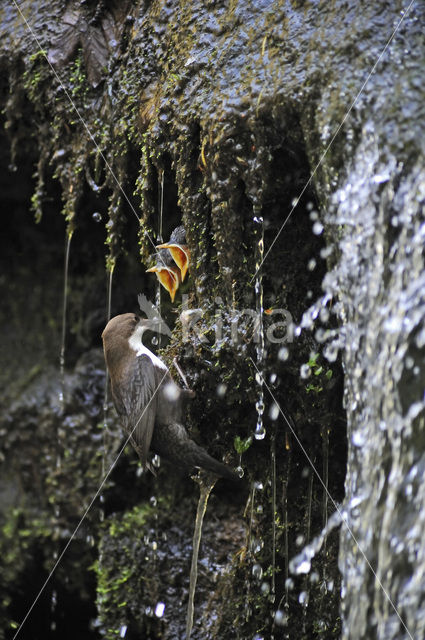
[234,435,253,454]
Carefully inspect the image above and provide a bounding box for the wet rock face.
[1,0,422,638]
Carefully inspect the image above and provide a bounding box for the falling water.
[101,263,115,524]
[253,214,265,441]
[270,435,277,603]
[321,427,329,566]
[154,169,164,347]
[274,452,291,638]
[186,474,216,640]
[52,229,73,632]
[59,230,73,410]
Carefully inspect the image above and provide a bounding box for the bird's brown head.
[102,313,162,376]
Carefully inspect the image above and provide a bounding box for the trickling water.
[274,454,291,639]
[321,427,329,564]
[99,263,115,526]
[186,474,216,640]
[270,435,277,603]
[253,214,265,441]
[59,230,73,410]
[156,169,164,346]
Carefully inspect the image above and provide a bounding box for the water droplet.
[254,481,264,491]
[323,342,339,362]
[256,504,263,514]
[252,563,263,580]
[155,602,165,617]
[352,431,366,447]
[278,346,289,361]
[269,403,279,421]
[236,466,244,478]
[405,356,414,369]
[261,581,270,595]
[307,258,317,271]
[217,383,227,397]
[92,211,102,222]
[150,496,157,507]
[274,609,287,626]
[152,455,161,468]
[296,534,305,547]
[163,382,180,401]
[269,373,277,384]
[254,424,266,440]
[312,221,324,235]
[151,335,159,346]
[8,163,17,172]
[255,399,265,414]
[298,590,309,605]
[151,540,158,551]
[300,364,311,379]
[119,625,128,638]
[250,537,264,554]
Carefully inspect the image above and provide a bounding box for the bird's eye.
[134,315,140,323]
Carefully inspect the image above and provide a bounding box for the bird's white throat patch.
[128,327,168,371]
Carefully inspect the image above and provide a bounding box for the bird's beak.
[156,243,190,282]
[146,265,180,302]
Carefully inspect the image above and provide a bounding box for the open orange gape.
[146,226,189,302]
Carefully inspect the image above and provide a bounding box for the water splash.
[289,510,342,576]
[186,473,216,640]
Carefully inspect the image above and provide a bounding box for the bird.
[156,225,190,282]
[146,247,181,303]
[146,226,190,302]
[102,313,237,480]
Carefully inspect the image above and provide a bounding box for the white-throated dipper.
[102,313,237,479]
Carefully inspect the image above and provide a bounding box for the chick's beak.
[156,243,190,281]
[146,265,180,302]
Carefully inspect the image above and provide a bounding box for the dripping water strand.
[102,265,114,435]
[59,230,73,411]
[322,427,329,572]
[153,169,164,349]
[186,474,216,640]
[302,467,315,627]
[100,264,115,521]
[53,229,72,632]
[273,451,291,636]
[253,214,265,441]
[271,435,276,602]
[244,481,257,622]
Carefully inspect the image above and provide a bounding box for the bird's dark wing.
[112,354,158,468]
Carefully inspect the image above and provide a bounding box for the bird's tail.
[151,422,238,481]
